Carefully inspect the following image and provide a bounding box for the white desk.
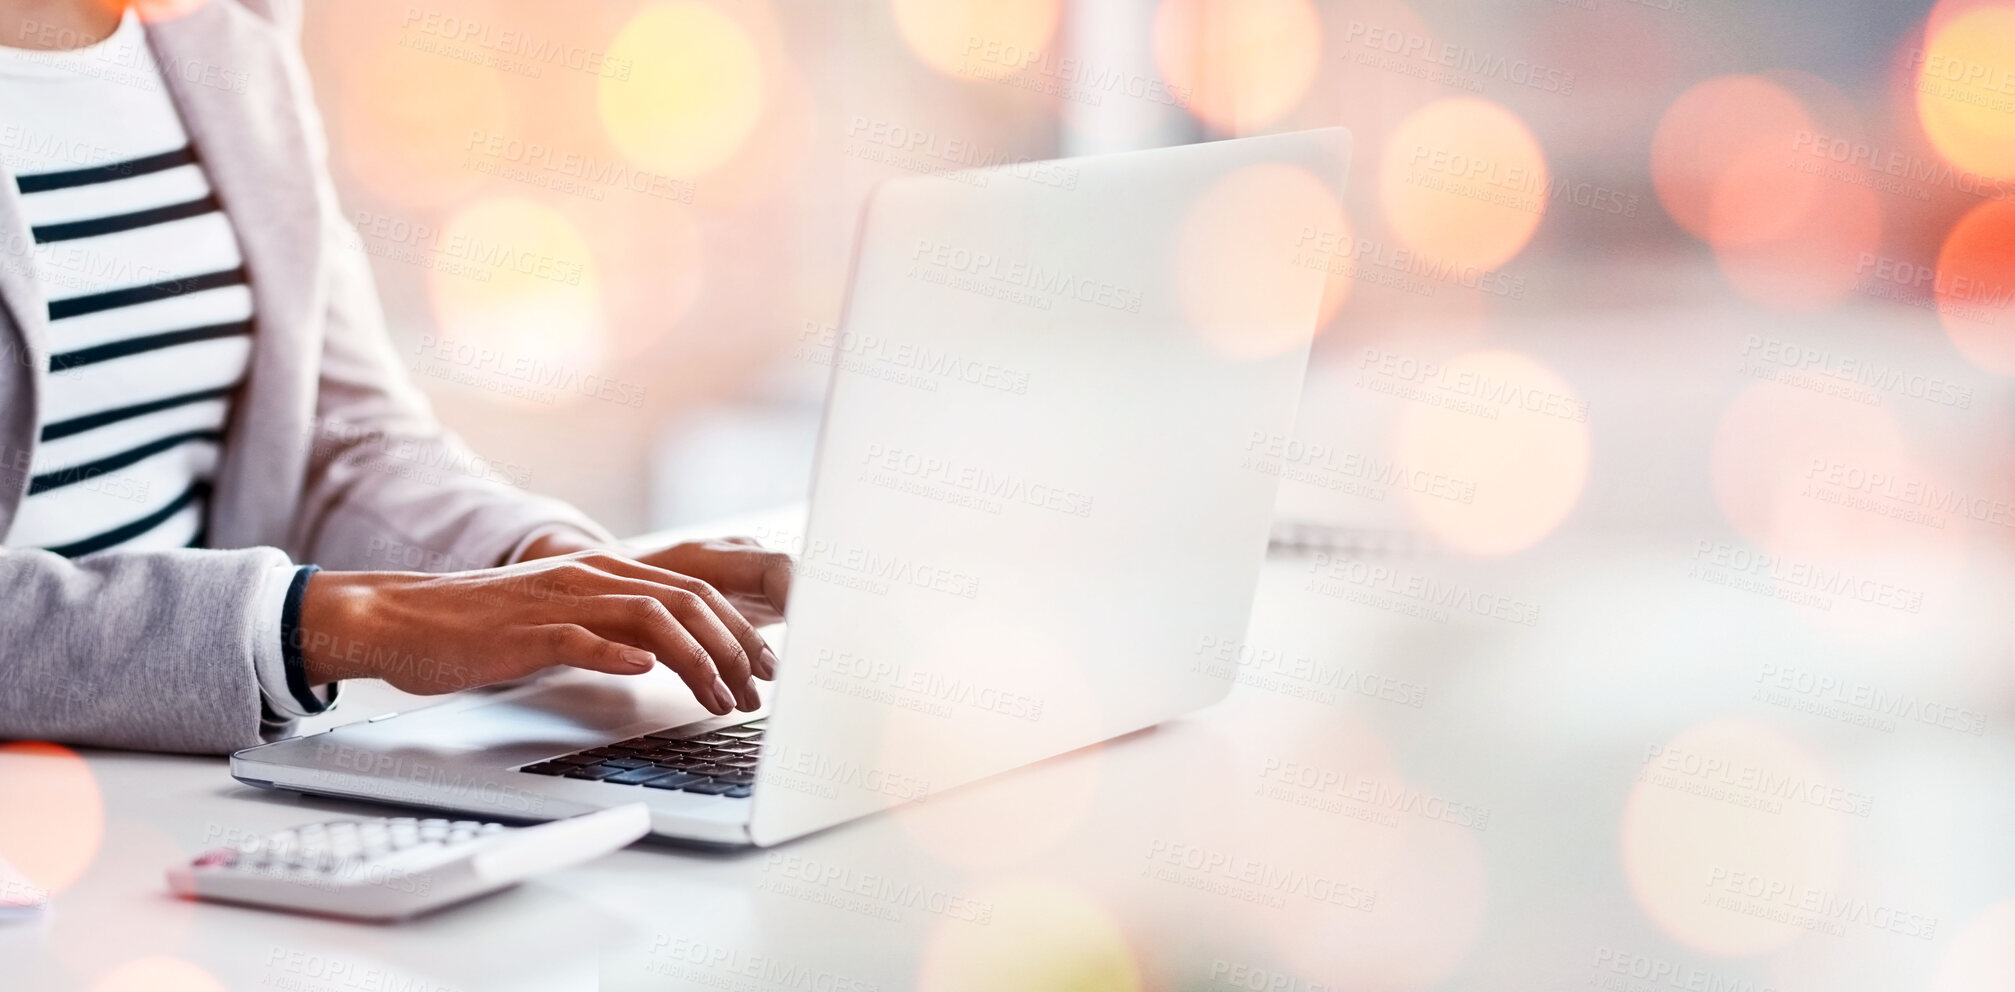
[6,515,2013,991]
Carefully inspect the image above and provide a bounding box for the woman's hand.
[519,532,793,628]
[296,549,788,715]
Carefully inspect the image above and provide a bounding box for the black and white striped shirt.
[0,9,252,558]
[0,8,328,720]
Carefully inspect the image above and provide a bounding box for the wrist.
[515,528,607,563]
[298,570,399,685]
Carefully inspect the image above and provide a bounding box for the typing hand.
[520,532,793,634]
[296,549,786,715]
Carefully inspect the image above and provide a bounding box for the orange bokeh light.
[1391,349,1589,556]
[892,0,1063,81]
[1714,175,1882,311]
[425,196,606,406]
[1620,720,1850,956]
[1175,162,1344,360]
[1709,379,1939,560]
[1153,0,1323,134]
[1380,98,1549,271]
[1651,75,1821,247]
[0,741,104,896]
[600,2,767,177]
[1934,198,2015,374]
[1915,5,2015,181]
[334,37,519,210]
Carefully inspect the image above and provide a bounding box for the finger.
[655,541,795,615]
[585,556,779,683]
[583,594,737,715]
[541,623,657,677]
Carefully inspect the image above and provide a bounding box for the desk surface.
[7,513,2013,991]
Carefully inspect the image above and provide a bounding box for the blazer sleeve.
[272,10,613,572]
[0,544,293,754]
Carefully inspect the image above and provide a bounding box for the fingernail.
[710,677,736,714]
[736,683,761,712]
[621,648,655,670]
[755,646,779,679]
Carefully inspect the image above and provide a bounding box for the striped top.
[0,8,253,558]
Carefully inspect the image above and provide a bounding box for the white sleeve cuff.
[252,563,329,720]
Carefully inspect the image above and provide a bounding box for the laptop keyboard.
[515,720,764,798]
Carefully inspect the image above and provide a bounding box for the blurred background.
[300,0,2015,550]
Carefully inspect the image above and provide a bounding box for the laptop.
[231,127,1352,848]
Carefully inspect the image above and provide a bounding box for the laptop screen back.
[750,129,1352,845]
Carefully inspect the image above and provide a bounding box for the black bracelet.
[280,564,335,715]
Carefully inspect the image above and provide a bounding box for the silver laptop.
[232,127,1351,847]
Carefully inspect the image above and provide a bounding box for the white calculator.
[167,803,650,921]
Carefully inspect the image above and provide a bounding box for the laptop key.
[716,772,756,785]
[604,767,671,785]
[681,780,736,796]
[641,772,706,790]
[713,729,762,740]
[518,762,571,776]
[549,754,603,766]
[725,785,753,798]
[602,757,653,770]
[685,764,732,777]
[563,764,628,780]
